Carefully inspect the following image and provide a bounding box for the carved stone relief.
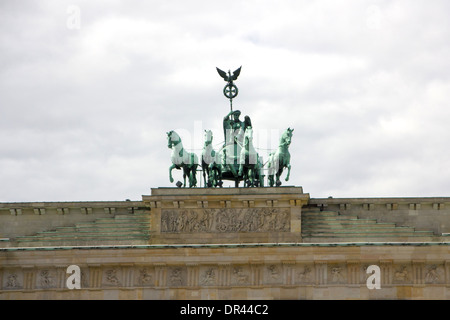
[5,272,22,289]
[425,264,444,284]
[1,261,449,291]
[168,267,186,287]
[104,269,121,286]
[200,267,217,286]
[231,266,250,285]
[296,265,314,284]
[265,264,282,284]
[393,265,410,284]
[39,269,55,289]
[138,268,154,286]
[328,265,346,284]
[161,208,290,233]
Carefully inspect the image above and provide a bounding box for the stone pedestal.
[142,186,309,244]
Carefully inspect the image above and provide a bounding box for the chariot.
[167,67,293,188]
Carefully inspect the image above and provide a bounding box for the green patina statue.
[201,130,222,187]
[167,130,198,188]
[238,126,264,187]
[166,67,293,188]
[220,110,255,187]
[267,128,294,187]
[216,66,241,111]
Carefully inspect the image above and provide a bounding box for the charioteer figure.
[223,110,252,146]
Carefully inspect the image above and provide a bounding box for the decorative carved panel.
[161,208,290,233]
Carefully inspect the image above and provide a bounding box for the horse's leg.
[182,168,187,187]
[192,165,198,187]
[285,163,291,181]
[243,167,248,187]
[276,167,283,186]
[275,154,286,186]
[215,165,223,187]
[228,160,238,177]
[257,165,264,187]
[187,169,192,188]
[249,167,254,187]
[245,166,250,187]
[215,165,222,187]
[208,164,215,187]
[187,168,195,188]
[202,162,208,187]
[255,168,261,187]
[169,164,176,183]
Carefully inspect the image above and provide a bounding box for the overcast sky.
[1,0,449,202]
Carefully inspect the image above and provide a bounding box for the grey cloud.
[1,1,449,201]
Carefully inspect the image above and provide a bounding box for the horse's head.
[244,126,253,147]
[167,130,180,149]
[280,127,294,147]
[204,130,213,145]
[166,131,173,148]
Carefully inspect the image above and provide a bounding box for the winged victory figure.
[216,66,242,86]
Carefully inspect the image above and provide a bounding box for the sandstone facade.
[1,187,449,300]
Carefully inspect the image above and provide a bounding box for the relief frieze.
[2,261,450,292]
[161,208,290,233]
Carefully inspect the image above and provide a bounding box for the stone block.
[143,187,309,244]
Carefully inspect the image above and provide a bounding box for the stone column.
[282,261,296,286]
[187,264,199,287]
[56,265,67,289]
[380,260,393,287]
[250,262,263,286]
[445,261,450,287]
[122,265,135,288]
[23,267,35,290]
[218,263,231,286]
[347,261,360,285]
[154,264,167,287]
[89,265,102,289]
[315,262,327,286]
[412,260,425,286]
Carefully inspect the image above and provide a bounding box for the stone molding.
[310,197,450,211]
[2,259,449,293]
[1,245,449,293]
